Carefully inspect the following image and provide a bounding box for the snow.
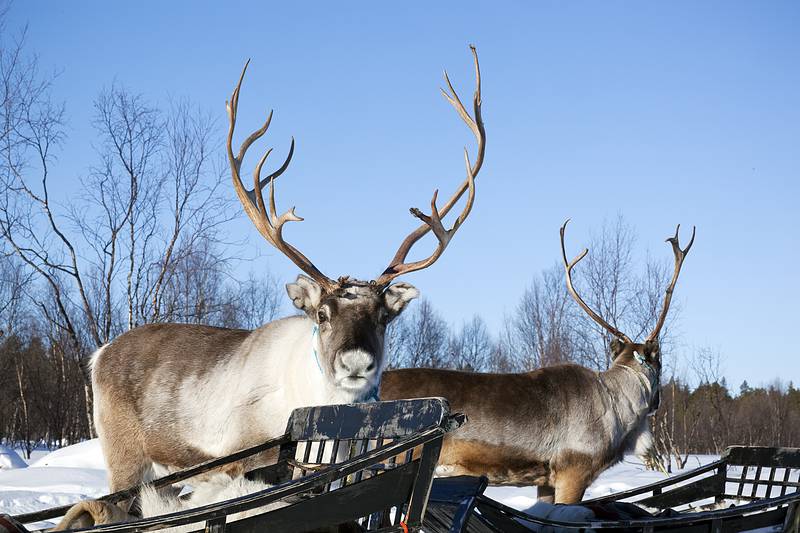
[29,439,106,470]
[0,440,108,529]
[0,440,719,529]
[0,446,27,470]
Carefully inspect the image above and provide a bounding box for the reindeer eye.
[317,309,329,323]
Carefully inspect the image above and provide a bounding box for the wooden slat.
[353,440,369,484]
[767,466,778,498]
[751,466,762,498]
[783,467,792,497]
[637,473,724,509]
[314,439,326,465]
[323,439,341,493]
[583,458,726,504]
[405,439,443,527]
[204,516,227,532]
[736,465,748,497]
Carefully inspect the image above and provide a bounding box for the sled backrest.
[722,446,800,500]
[239,398,462,532]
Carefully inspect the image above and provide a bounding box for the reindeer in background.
[90,47,485,498]
[382,220,695,503]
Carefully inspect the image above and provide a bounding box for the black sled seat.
[12,398,464,533]
[423,446,800,532]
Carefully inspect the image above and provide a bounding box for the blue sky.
[7,1,799,388]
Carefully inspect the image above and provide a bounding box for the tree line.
[2,11,797,464]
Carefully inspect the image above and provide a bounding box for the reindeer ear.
[383,282,419,320]
[610,338,626,357]
[644,339,661,360]
[286,275,323,314]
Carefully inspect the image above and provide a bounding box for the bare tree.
[0,251,31,333]
[0,21,249,436]
[389,299,449,369]
[505,216,681,373]
[569,215,637,368]
[506,265,578,370]
[447,315,492,371]
[222,272,282,330]
[689,346,731,454]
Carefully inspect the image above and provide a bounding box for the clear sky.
[6,1,799,388]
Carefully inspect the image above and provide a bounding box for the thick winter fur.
[92,276,418,494]
[381,339,661,504]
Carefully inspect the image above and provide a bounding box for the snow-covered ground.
[0,441,108,529]
[0,440,718,529]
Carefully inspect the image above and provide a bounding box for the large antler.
[374,45,485,287]
[559,220,634,344]
[646,224,695,342]
[227,60,336,293]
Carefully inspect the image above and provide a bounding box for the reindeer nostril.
[366,361,376,372]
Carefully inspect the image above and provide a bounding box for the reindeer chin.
[338,376,369,389]
[334,376,380,403]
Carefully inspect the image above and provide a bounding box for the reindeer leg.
[551,452,595,504]
[98,417,150,512]
[537,483,555,503]
[552,466,592,504]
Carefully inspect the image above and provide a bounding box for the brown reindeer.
[90,47,485,500]
[382,220,695,503]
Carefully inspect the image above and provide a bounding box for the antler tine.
[647,224,696,342]
[226,61,336,293]
[560,220,634,344]
[375,45,485,287]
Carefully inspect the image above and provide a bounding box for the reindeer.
[381,220,695,504]
[91,47,485,497]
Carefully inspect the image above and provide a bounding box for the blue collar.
[310,324,323,374]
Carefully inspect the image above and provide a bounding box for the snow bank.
[29,439,106,470]
[0,466,107,496]
[0,440,109,525]
[0,445,27,470]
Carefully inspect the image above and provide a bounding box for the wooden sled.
[8,398,464,532]
[423,446,800,532]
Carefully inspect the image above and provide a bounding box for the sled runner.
[9,398,464,532]
[423,446,800,532]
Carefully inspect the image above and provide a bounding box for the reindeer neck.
[600,361,657,425]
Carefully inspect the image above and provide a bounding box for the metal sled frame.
[424,446,800,532]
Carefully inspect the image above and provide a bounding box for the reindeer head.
[560,221,695,412]
[286,276,418,392]
[609,338,661,372]
[225,48,485,399]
